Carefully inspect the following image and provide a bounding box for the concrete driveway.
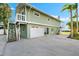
[0,35,7,56]
[2,35,79,56]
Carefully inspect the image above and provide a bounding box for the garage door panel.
[30,26,44,38]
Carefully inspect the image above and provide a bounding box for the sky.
[8,3,73,30]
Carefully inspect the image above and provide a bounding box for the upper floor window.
[22,15,25,21]
[33,11,40,17]
[22,12,25,15]
[18,15,21,20]
[17,14,25,21]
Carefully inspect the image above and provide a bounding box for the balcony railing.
[16,13,26,22]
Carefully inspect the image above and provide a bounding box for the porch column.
[27,24,30,39]
[16,22,20,40]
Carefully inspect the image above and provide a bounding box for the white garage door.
[30,25,44,38]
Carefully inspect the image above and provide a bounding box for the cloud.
[60,17,71,30]
[51,15,70,22]
[60,17,69,25]
[11,7,15,10]
[60,17,70,22]
[51,15,58,18]
[51,15,69,23]
[61,25,70,31]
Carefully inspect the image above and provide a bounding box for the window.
[22,16,25,21]
[22,12,25,15]
[18,15,21,20]
[48,19,50,21]
[34,11,40,17]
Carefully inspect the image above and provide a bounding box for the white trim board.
[16,20,60,27]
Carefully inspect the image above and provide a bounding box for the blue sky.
[8,3,71,30]
[9,3,68,18]
[31,3,68,18]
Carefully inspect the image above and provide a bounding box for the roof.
[17,3,61,22]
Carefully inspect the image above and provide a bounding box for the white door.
[30,25,44,38]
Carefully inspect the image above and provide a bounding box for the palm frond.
[72,14,77,18]
[72,3,78,10]
[61,3,72,12]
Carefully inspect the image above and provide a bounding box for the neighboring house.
[0,22,8,35]
[8,3,61,40]
[0,22,4,34]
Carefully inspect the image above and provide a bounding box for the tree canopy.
[0,3,12,29]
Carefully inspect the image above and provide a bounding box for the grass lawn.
[60,32,79,40]
[60,32,70,35]
[72,34,79,40]
[60,32,79,35]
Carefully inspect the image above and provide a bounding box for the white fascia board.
[27,21,60,27]
[15,20,60,27]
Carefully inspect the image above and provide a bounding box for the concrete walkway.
[0,35,7,56]
[2,35,79,56]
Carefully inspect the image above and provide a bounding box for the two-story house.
[11,3,61,40]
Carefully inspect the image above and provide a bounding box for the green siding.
[49,27,52,35]
[27,8,60,27]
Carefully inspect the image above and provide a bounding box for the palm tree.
[0,3,12,35]
[72,3,78,33]
[61,3,74,38]
[67,21,79,35]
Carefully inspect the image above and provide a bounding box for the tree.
[67,21,79,36]
[61,3,74,38]
[72,3,78,33]
[0,3,12,35]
